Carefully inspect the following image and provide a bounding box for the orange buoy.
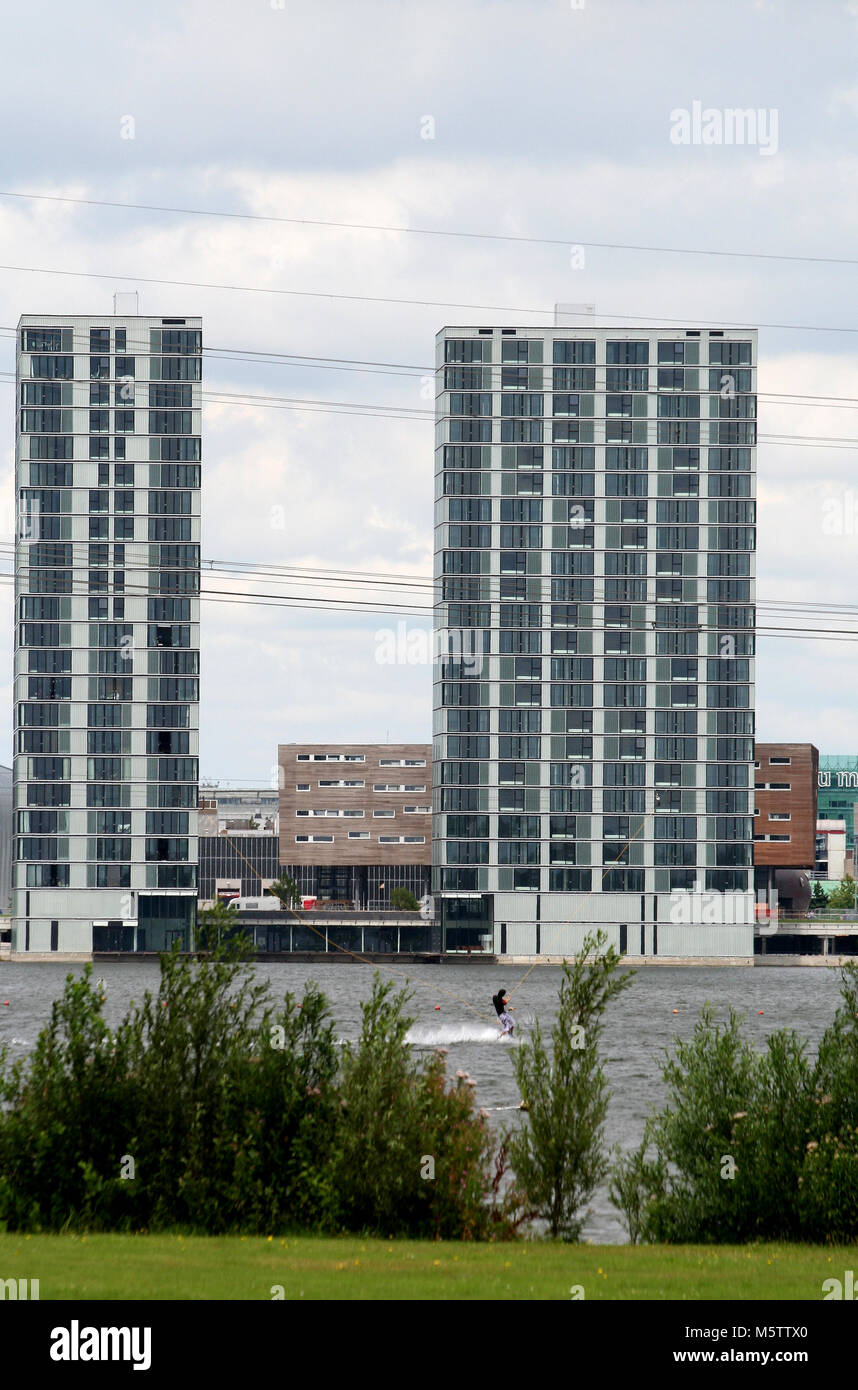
[672,1009,679,1014]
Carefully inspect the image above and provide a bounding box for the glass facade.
[13,315,201,952]
[817,755,858,852]
[433,326,757,954]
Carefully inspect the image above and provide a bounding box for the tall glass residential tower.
[433,325,756,959]
[13,311,201,954]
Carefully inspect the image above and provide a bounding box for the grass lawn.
[0,1233,854,1300]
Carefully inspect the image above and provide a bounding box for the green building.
[817,755,858,852]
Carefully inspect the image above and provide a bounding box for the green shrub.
[0,966,138,1231]
[508,930,633,1239]
[609,962,858,1244]
[0,945,513,1239]
[334,978,518,1239]
[390,888,420,912]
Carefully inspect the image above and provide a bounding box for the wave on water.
[405,1023,517,1046]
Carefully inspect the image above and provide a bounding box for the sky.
[2,0,858,782]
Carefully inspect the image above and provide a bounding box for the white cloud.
[2,3,858,770]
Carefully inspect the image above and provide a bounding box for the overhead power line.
[3,323,858,407]
[7,372,858,444]
[7,547,858,623]
[2,187,858,272]
[6,565,858,641]
[0,258,767,330]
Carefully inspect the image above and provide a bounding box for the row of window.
[292,753,426,765]
[16,812,189,833]
[296,807,430,817]
[23,489,194,515]
[295,781,426,791]
[437,759,750,781]
[443,394,756,420]
[35,356,199,380]
[22,410,197,435]
[442,602,750,626]
[295,834,426,844]
[19,597,194,621]
[17,838,190,861]
[441,812,748,833]
[438,743,750,764]
[439,711,753,733]
[441,845,752,865]
[440,639,754,661]
[442,422,757,446]
[446,498,754,521]
[437,868,752,891]
[438,659,751,679]
[24,575,200,599]
[25,540,199,565]
[443,368,755,393]
[22,784,197,807]
[23,619,192,650]
[22,327,201,354]
[443,473,752,500]
[445,528,754,551]
[19,730,191,754]
[440,444,753,467]
[22,383,198,407]
[438,689,752,712]
[442,579,754,602]
[25,517,196,541]
[24,756,198,779]
[23,678,198,702]
[439,739,745,761]
[438,779,751,805]
[436,783,752,815]
[18,703,191,728]
[26,440,201,465]
[444,561,751,582]
[443,339,753,366]
[20,864,197,888]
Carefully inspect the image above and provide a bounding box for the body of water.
[0,959,846,1241]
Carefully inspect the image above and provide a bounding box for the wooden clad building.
[753,743,818,868]
[278,743,431,866]
[278,744,432,910]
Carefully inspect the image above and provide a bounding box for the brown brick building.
[278,744,431,909]
[754,743,818,914]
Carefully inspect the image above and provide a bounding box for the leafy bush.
[333,979,520,1239]
[268,872,302,909]
[610,962,858,1244]
[0,934,514,1239]
[508,930,633,1239]
[0,967,138,1231]
[390,888,420,912]
[827,876,856,910]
